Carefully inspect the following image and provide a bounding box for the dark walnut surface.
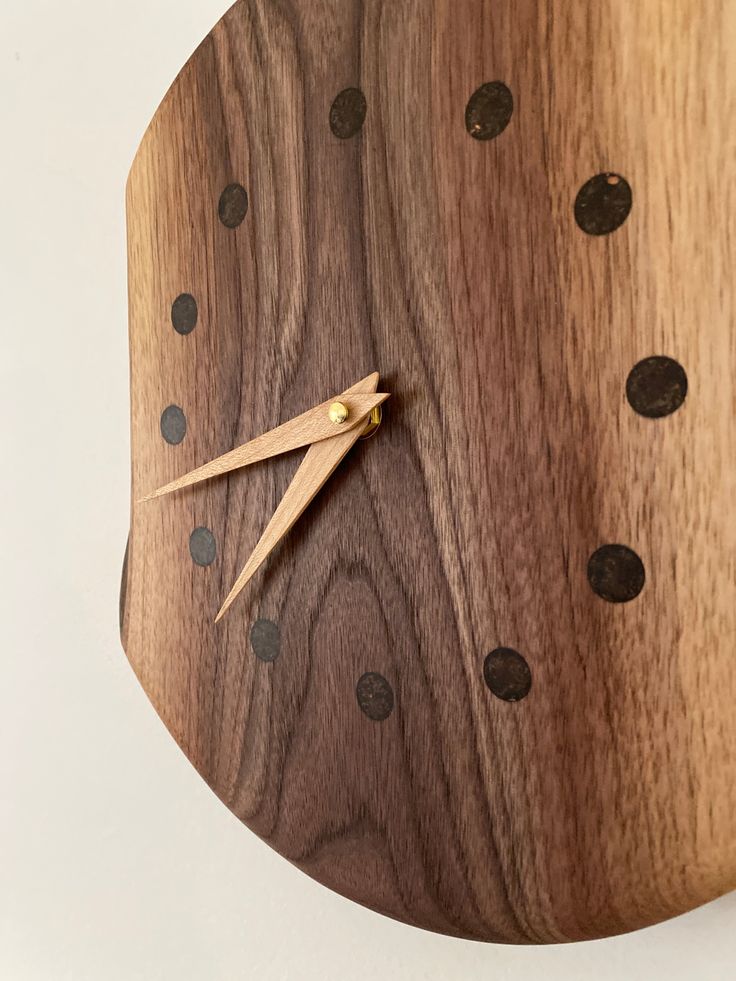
[122,0,736,943]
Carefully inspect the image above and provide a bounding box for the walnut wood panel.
[123,0,736,943]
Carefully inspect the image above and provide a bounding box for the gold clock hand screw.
[328,402,349,425]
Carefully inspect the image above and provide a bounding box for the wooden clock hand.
[215,373,388,622]
[140,372,385,502]
[216,415,374,621]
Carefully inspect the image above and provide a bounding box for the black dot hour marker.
[465,82,513,141]
[171,293,198,335]
[189,527,217,567]
[587,544,645,603]
[160,405,187,445]
[218,183,249,228]
[251,619,281,662]
[626,356,688,418]
[574,172,632,235]
[483,648,532,702]
[356,672,394,721]
[329,87,367,139]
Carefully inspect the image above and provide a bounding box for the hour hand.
[140,373,386,502]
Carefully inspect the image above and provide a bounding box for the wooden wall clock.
[121,0,736,944]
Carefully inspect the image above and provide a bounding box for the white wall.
[1,2,734,978]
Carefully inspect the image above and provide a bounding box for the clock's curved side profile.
[121,0,736,944]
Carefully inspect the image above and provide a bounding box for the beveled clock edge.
[125,0,241,196]
[119,532,130,650]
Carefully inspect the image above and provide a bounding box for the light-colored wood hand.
[140,372,385,502]
[215,374,388,621]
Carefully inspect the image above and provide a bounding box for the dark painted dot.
[218,183,249,228]
[465,81,513,141]
[329,87,367,139]
[119,535,129,641]
[574,173,632,235]
[189,527,216,567]
[356,672,394,721]
[251,619,281,662]
[160,405,187,445]
[483,648,532,702]
[626,356,688,418]
[171,293,198,335]
[587,544,645,603]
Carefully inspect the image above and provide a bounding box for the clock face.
[122,0,736,944]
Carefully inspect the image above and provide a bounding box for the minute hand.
[215,384,388,621]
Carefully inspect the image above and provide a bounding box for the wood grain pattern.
[123,0,736,943]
